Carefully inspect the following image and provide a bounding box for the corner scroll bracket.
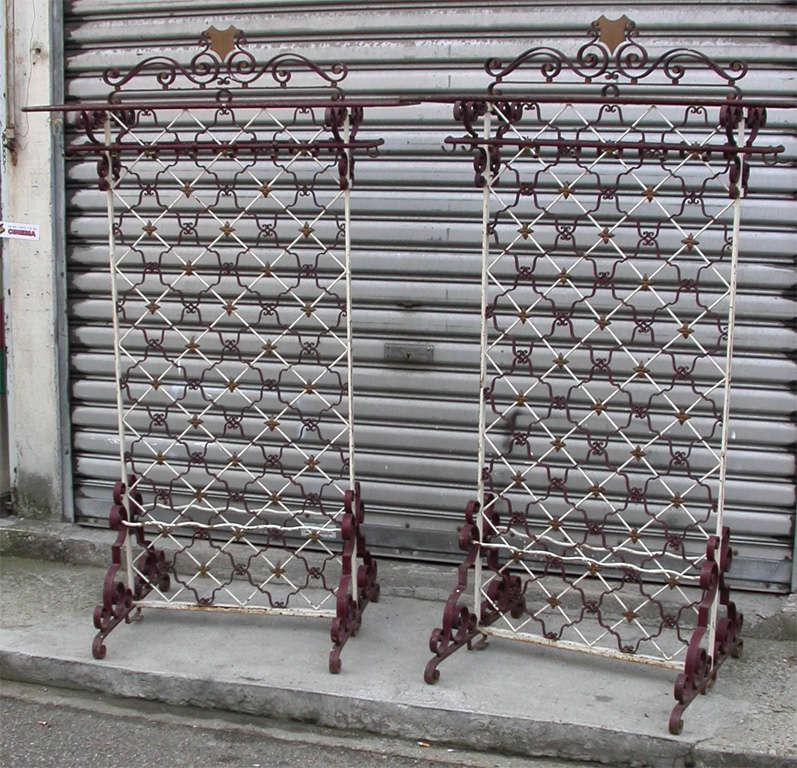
[669,528,743,734]
[91,476,170,660]
[329,482,380,673]
[425,499,491,684]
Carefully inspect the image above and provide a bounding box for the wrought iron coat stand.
[423,16,785,734]
[38,28,389,673]
[27,16,791,734]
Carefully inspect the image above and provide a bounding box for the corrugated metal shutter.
[63,1,795,591]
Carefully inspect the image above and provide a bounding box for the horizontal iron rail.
[23,95,797,114]
[477,541,703,580]
[65,138,384,155]
[133,601,336,618]
[23,97,421,113]
[122,520,344,534]
[428,93,797,109]
[445,136,785,155]
[480,626,684,669]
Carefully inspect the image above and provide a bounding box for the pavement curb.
[693,745,797,768]
[0,647,695,768]
[0,519,113,568]
[3,641,795,768]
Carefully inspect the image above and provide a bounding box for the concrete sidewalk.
[1,517,795,768]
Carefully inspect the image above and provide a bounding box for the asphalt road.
[0,681,594,768]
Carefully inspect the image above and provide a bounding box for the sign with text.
[0,221,39,240]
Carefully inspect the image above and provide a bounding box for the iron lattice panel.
[475,98,739,662]
[107,104,354,613]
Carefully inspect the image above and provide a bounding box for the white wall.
[1,0,69,520]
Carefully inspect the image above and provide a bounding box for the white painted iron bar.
[474,108,492,613]
[126,519,345,535]
[480,626,683,669]
[708,118,745,659]
[133,601,336,619]
[343,110,359,604]
[103,113,135,595]
[477,542,702,579]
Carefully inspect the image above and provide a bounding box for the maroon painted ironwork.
[669,526,743,734]
[25,14,789,735]
[425,500,486,682]
[425,17,777,734]
[53,27,380,671]
[330,481,381,673]
[92,476,170,660]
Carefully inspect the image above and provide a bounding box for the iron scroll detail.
[669,528,743,734]
[92,476,169,660]
[330,482,380,673]
[425,499,487,684]
[486,16,747,97]
[103,27,347,104]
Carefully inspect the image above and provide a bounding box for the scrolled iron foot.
[92,634,108,661]
[425,616,487,685]
[669,529,742,734]
[668,705,686,736]
[669,630,713,734]
[424,499,492,684]
[91,477,169,660]
[329,484,380,673]
[91,484,138,659]
[423,657,441,685]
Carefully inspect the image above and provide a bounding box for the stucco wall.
[1,0,70,520]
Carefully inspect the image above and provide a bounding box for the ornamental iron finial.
[204,25,239,61]
[594,14,632,54]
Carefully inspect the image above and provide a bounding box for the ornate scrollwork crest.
[486,17,748,97]
[103,25,348,104]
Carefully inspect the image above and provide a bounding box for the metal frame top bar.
[444,136,785,155]
[421,94,797,109]
[64,138,384,155]
[23,97,420,113]
[24,94,797,114]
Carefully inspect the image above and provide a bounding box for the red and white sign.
[0,221,39,240]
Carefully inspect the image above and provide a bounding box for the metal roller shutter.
[63,0,795,591]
